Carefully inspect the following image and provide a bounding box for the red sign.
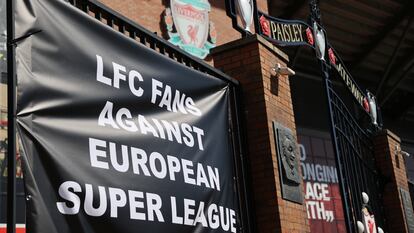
[0,224,25,233]
[299,132,347,233]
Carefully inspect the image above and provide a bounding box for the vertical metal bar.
[6,0,16,232]
[232,85,254,233]
[139,35,145,44]
[80,0,88,12]
[337,108,357,226]
[252,0,259,35]
[227,86,244,232]
[323,76,353,233]
[129,30,136,39]
[107,17,113,27]
[119,23,125,33]
[353,131,363,192]
[95,11,102,20]
[345,119,360,212]
[167,48,174,59]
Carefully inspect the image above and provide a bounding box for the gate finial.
[308,0,321,23]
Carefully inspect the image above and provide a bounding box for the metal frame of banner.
[6,0,17,232]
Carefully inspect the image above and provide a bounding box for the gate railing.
[325,78,386,232]
[68,0,238,85]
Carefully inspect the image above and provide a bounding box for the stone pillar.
[374,130,413,233]
[211,35,310,233]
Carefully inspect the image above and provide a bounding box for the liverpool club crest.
[164,0,216,59]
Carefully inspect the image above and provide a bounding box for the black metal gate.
[324,75,386,233]
[305,1,388,231]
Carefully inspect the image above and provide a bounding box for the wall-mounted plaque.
[273,122,303,204]
[400,188,414,233]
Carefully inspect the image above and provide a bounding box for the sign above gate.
[328,47,367,107]
[225,0,381,128]
[258,12,314,47]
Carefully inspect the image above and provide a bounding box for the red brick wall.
[374,130,410,233]
[97,0,269,48]
[98,0,165,35]
[212,35,310,233]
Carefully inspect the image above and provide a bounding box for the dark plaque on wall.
[273,122,303,204]
[400,188,414,233]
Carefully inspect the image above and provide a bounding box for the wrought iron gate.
[306,1,388,231]
[325,76,386,232]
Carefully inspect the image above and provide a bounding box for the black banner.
[258,11,314,47]
[15,1,238,233]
